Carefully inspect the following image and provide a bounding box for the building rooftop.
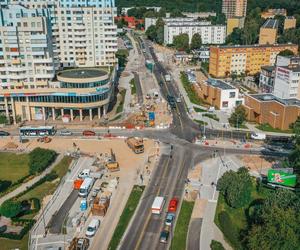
[58,68,107,79]
[262,19,278,29]
[206,78,235,90]
[261,65,275,72]
[214,43,297,49]
[250,94,300,107]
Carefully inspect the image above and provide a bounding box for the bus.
[19,126,56,137]
[151,196,165,215]
[78,177,94,197]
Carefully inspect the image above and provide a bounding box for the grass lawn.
[116,89,127,114]
[203,113,220,121]
[214,183,271,249]
[108,185,145,250]
[0,152,30,183]
[130,78,136,95]
[171,200,195,250]
[1,232,29,250]
[194,107,207,113]
[180,72,206,106]
[256,123,292,134]
[52,156,73,179]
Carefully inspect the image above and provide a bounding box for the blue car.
[165,213,175,226]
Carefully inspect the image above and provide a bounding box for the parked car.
[0,131,9,136]
[60,130,72,136]
[85,218,100,237]
[78,169,91,179]
[159,225,170,244]
[82,130,96,136]
[176,97,181,103]
[165,213,175,226]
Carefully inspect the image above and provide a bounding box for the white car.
[85,218,100,237]
[176,97,181,103]
[60,130,72,136]
[78,169,91,179]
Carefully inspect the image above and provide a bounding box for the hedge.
[210,240,225,250]
[218,211,241,249]
[0,218,35,240]
[29,148,57,175]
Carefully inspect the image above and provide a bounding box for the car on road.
[168,197,179,213]
[176,97,181,103]
[145,94,151,100]
[159,225,170,244]
[165,213,175,226]
[82,130,96,136]
[60,130,72,136]
[85,218,100,237]
[0,131,9,136]
[78,169,91,179]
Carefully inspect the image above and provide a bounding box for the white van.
[79,177,93,197]
[85,218,100,237]
[151,196,165,215]
[251,132,266,140]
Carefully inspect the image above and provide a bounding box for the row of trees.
[145,18,164,44]
[173,33,203,52]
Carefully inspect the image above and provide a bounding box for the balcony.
[8,74,27,80]
[11,59,21,65]
[8,67,27,72]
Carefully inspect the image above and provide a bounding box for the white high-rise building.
[0,5,55,89]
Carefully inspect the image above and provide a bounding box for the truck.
[126,137,144,154]
[267,169,297,188]
[78,177,94,197]
[151,196,165,215]
[251,132,266,140]
[165,74,171,82]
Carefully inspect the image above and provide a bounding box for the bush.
[218,211,241,249]
[210,240,225,250]
[0,180,12,192]
[0,218,35,240]
[0,200,22,218]
[29,148,57,174]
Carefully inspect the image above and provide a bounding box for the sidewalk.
[0,154,63,205]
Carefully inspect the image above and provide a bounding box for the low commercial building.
[284,16,297,30]
[194,78,244,110]
[244,93,300,130]
[209,44,298,78]
[0,67,117,123]
[226,17,245,36]
[259,19,278,45]
[261,9,287,19]
[115,16,144,29]
[259,66,275,93]
[192,47,210,62]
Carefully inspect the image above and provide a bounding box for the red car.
[168,198,179,213]
[82,130,96,136]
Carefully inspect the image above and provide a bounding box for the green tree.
[217,167,252,208]
[29,147,57,175]
[0,114,7,124]
[155,17,165,44]
[145,25,157,41]
[229,105,247,128]
[173,33,189,51]
[190,33,202,50]
[226,28,243,45]
[278,49,295,57]
[274,14,285,35]
[116,49,129,68]
[0,200,22,218]
[210,240,225,250]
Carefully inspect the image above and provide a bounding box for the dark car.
[0,131,9,136]
[159,226,170,244]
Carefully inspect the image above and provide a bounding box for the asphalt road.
[187,218,202,250]
[133,71,143,105]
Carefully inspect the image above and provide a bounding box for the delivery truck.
[152,196,165,215]
[78,177,94,197]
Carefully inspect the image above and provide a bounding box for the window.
[222,101,228,108]
[229,92,236,98]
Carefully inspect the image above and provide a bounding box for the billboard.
[267,169,297,187]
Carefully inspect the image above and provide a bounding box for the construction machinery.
[126,137,144,154]
[106,149,120,172]
[68,237,89,250]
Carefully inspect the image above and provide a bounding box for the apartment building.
[259,66,275,93]
[0,1,118,123]
[209,44,298,78]
[222,0,247,18]
[6,0,118,67]
[194,78,244,110]
[244,93,300,130]
[0,5,55,89]
[163,19,226,45]
[259,19,278,45]
[284,16,297,30]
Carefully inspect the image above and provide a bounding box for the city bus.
[19,126,56,137]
